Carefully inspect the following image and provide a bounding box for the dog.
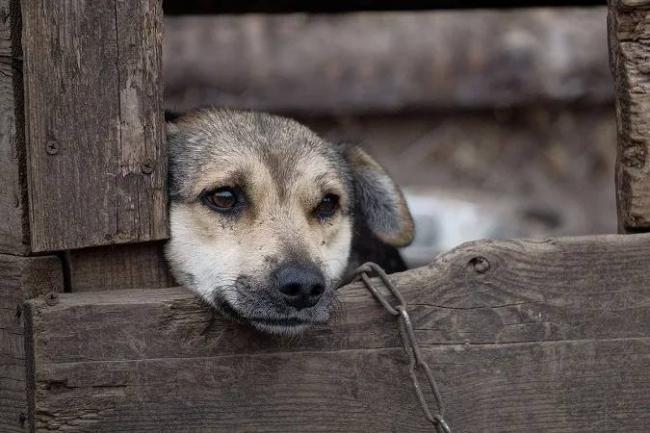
[165,108,414,335]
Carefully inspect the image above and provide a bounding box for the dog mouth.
[216,298,326,335]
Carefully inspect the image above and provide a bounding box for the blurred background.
[162,7,615,267]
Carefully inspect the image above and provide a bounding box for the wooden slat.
[0,0,29,255]
[164,8,612,114]
[24,234,650,432]
[608,0,650,231]
[68,242,175,292]
[163,0,606,14]
[21,0,167,252]
[0,254,63,433]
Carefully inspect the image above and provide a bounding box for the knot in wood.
[141,160,154,175]
[469,256,490,274]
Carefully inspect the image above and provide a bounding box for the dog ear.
[343,145,414,247]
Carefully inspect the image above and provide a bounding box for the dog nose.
[274,264,326,310]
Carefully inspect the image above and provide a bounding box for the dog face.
[165,109,413,335]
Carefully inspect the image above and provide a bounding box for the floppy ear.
[343,145,414,247]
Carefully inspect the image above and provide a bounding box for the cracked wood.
[0,0,29,254]
[609,0,650,231]
[24,234,650,432]
[21,0,167,252]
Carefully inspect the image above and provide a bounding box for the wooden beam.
[21,0,167,252]
[163,0,606,14]
[67,241,175,292]
[0,254,63,433]
[0,0,29,255]
[24,234,650,432]
[164,9,612,114]
[608,0,650,231]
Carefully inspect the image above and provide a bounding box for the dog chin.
[212,297,330,336]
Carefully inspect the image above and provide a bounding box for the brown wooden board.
[68,241,175,292]
[608,0,650,231]
[21,0,167,252]
[24,234,650,432]
[0,0,29,255]
[165,8,612,115]
[0,255,63,433]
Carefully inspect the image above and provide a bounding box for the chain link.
[353,262,451,433]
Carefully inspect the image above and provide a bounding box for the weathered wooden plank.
[68,241,175,292]
[0,255,63,433]
[25,339,650,433]
[22,0,167,252]
[608,0,650,231]
[165,8,612,114]
[23,234,650,431]
[25,234,650,363]
[163,0,606,14]
[0,0,29,255]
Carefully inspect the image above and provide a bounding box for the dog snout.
[273,263,326,310]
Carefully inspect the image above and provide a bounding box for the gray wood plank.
[23,234,650,432]
[22,0,167,252]
[26,234,650,363]
[68,241,175,292]
[0,254,63,433]
[0,0,29,255]
[164,8,611,114]
[608,0,650,231]
[26,339,650,433]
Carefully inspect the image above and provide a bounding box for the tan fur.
[165,108,413,335]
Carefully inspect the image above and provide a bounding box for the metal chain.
[354,262,451,433]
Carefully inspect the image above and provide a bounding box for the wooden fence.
[1,0,649,432]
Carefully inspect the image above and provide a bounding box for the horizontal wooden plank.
[68,242,175,292]
[27,339,650,432]
[163,0,606,14]
[164,8,612,114]
[0,0,29,255]
[22,0,167,252]
[0,254,63,433]
[23,234,650,431]
[26,234,650,363]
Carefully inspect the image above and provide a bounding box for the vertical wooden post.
[0,255,63,433]
[608,0,650,232]
[21,0,167,252]
[0,0,29,255]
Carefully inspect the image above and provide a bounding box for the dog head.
[165,108,413,335]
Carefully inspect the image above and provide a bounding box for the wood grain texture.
[165,9,612,114]
[0,0,29,255]
[68,241,175,292]
[22,0,167,252]
[24,234,650,432]
[608,0,650,231]
[0,255,63,433]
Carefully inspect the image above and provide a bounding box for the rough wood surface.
[165,8,611,114]
[24,234,650,432]
[608,0,650,231]
[68,241,175,292]
[22,0,167,252]
[0,255,63,433]
[0,0,29,255]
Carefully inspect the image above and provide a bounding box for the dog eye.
[202,187,241,212]
[314,194,340,220]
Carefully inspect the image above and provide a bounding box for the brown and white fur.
[165,108,414,335]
